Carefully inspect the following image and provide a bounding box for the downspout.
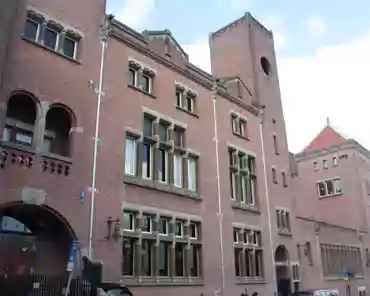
[258,107,277,294]
[212,82,226,296]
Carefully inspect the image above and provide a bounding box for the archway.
[0,202,76,276]
[275,245,291,296]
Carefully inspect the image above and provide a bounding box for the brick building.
[0,1,369,296]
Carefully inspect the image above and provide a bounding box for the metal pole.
[88,26,109,259]
[212,84,226,296]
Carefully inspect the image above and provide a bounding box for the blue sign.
[67,240,80,272]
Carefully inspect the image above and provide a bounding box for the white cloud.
[306,16,328,38]
[113,0,155,30]
[183,31,370,153]
[274,33,288,51]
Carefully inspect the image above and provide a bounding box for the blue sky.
[107,0,370,153]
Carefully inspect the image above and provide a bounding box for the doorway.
[275,245,291,296]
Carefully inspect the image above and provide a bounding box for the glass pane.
[175,221,182,237]
[125,138,136,175]
[142,240,153,276]
[174,129,183,147]
[2,127,11,142]
[143,75,150,92]
[159,218,167,235]
[158,123,168,142]
[188,157,196,191]
[123,212,134,230]
[143,117,153,137]
[122,239,135,276]
[159,242,169,276]
[158,148,166,182]
[326,181,334,195]
[142,143,151,178]
[190,245,200,277]
[42,137,52,153]
[24,19,38,40]
[16,132,32,146]
[174,155,182,187]
[64,37,75,58]
[44,28,58,49]
[234,248,241,276]
[175,244,185,276]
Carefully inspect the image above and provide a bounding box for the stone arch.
[275,245,291,296]
[44,103,76,157]
[275,245,289,263]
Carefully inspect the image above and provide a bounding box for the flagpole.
[88,14,113,260]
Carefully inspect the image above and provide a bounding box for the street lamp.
[88,14,114,259]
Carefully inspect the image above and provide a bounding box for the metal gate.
[0,273,92,296]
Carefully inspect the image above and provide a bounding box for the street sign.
[66,240,80,272]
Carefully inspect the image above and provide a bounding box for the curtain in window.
[125,138,136,175]
[174,154,182,187]
[188,158,196,191]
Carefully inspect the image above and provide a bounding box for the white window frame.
[174,154,183,188]
[129,67,138,87]
[25,17,41,41]
[188,157,197,192]
[333,156,338,167]
[233,228,239,243]
[317,178,342,197]
[189,222,198,240]
[186,93,195,113]
[125,137,137,176]
[2,126,11,142]
[158,148,168,184]
[142,215,152,234]
[238,119,245,136]
[64,35,78,59]
[323,159,328,169]
[175,220,184,238]
[123,212,135,232]
[158,218,168,236]
[240,174,247,204]
[230,172,237,200]
[142,142,153,180]
[44,26,59,50]
[142,73,152,93]
[250,177,256,206]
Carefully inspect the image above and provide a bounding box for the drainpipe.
[258,107,277,294]
[212,81,226,296]
[88,14,113,259]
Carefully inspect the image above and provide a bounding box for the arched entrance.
[0,202,76,276]
[275,245,291,296]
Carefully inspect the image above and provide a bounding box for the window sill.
[123,175,201,200]
[175,106,199,118]
[0,141,36,154]
[278,230,292,237]
[231,201,260,213]
[324,276,364,282]
[236,277,266,285]
[122,276,203,286]
[232,132,250,141]
[128,84,156,99]
[22,36,81,65]
[318,193,342,199]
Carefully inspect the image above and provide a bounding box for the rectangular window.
[174,154,183,187]
[122,238,135,276]
[142,215,152,233]
[272,168,277,184]
[24,18,39,41]
[233,228,239,243]
[174,128,184,147]
[231,115,239,134]
[189,222,198,239]
[234,248,242,277]
[333,157,338,166]
[159,218,168,235]
[323,159,328,169]
[63,36,76,59]
[255,250,263,277]
[158,148,167,183]
[276,210,282,229]
[190,245,200,277]
[239,120,246,137]
[123,212,135,231]
[2,127,11,142]
[142,239,154,276]
[282,172,287,187]
[273,135,279,155]
[129,67,137,87]
[186,94,195,113]
[159,241,170,276]
[158,122,168,142]
[318,182,326,196]
[125,137,136,176]
[175,221,183,237]
[44,27,58,50]
[175,243,185,276]
[334,179,342,193]
[42,137,52,153]
[318,179,342,197]
[249,177,256,206]
[230,171,237,200]
[142,142,152,179]
[188,157,197,192]
[240,175,247,204]
[231,115,247,138]
[313,161,318,171]
[176,90,183,107]
[15,132,32,146]
[143,116,154,137]
[245,249,252,277]
[142,74,152,93]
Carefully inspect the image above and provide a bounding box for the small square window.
[142,215,152,233]
[24,19,39,41]
[64,37,76,59]
[175,221,183,237]
[123,212,135,231]
[44,27,58,50]
[159,218,168,235]
[189,223,198,239]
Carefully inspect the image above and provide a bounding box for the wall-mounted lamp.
[106,217,120,241]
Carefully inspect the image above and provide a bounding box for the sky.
[107,0,370,153]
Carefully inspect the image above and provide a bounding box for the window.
[323,159,328,169]
[144,116,154,137]
[64,36,77,59]
[158,148,168,183]
[174,154,183,187]
[188,156,197,192]
[313,161,318,171]
[158,122,169,142]
[317,179,342,197]
[231,115,247,138]
[174,127,184,148]
[142,142,152,179]
[129,67,137,87]
[282,172,288,187]
[142,239,155,276]
[142,73,152,93]
[233,228,239,243]
[122,238,135,276]
[292,264,300,281]
[123,212,135,231]
[189,222,198,239]
[234,226,264,279]
[125,137,137,176]
[159,218,168,235]
[122,208,202,282]
[142,215,152,233]
[176,86,196,114]
[44,26,59,50]
[273,134,279,155]
[276,209,291,233]
[175,220,183,237]
[24,18,40,41]
[333,157,338,166]
[272,168,277,184]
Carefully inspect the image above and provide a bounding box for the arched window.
[43,105,73,157]
[3,93,38,147]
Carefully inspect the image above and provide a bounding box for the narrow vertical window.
[158,148,167,183]
[24,18,40,41]
[273,134,279,155]
[272,168,277,184]
[159,241,170,276]
[142,142,152,179]
[188,157,197,192]
[125,137,136,176]
[174,154,183,187]
[282,172,287,187]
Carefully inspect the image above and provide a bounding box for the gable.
[303,125,347,152]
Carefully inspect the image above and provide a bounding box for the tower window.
[260,57,271,76]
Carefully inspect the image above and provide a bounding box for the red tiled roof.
[303,125,347,152]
